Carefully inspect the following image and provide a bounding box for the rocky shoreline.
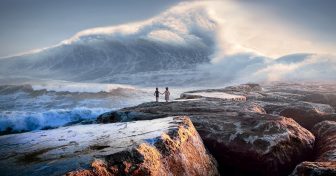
[0,83,336,176]
[97,83,336,175]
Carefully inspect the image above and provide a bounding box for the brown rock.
[67,116,219,176]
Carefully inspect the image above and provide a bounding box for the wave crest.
[0,108,110,134]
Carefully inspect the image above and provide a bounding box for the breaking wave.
[0,107,109,134]
[0,3,216,85]
[0,82,160,134]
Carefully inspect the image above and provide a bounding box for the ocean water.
[0,81,186,134]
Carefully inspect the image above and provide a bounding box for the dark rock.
[290,162,336,176]
[302,93,336,110]
[312,121,336,162]
[264,101,335,130]
[190,113,315,176]
[98,99,266,123]
[99,99,314,175]
[97,111,163,123]
[290,121,336,175]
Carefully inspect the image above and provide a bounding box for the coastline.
[0,82,335,175]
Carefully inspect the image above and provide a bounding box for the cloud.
[261,54,336,81]
[200,52,336,84]
[203,1,336,60]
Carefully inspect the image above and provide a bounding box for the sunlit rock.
[0,116,218,176]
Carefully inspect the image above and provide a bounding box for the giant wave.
[0,3,216,85]
[0,2,335,85]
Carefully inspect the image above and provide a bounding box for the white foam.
[184,92,246,100]
[0,107,110,132]
[32,82,135,93]
[173,98,204,102]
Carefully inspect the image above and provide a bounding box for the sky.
[239,0,336,45]
[204,0,336,59]
[0,0,335,58]
[0,0,180,57]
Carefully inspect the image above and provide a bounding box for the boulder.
[191,113,315,176]
[99,99,315,175]
[0,116,218,176]
[240,83,336,130]
[290,162,336,176]
[312,121,336,162]
[290,121,336,176]
[264,101,336,130]
[301,93,336,110]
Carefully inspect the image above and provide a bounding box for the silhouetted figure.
[154,87,160,102]
[163,87,170,102]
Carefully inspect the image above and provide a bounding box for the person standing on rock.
[154,87,160,102]
[162,87,170,102]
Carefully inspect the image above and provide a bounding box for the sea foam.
[0,107,110,133]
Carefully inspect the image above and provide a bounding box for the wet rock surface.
[192,113,314,176]
[261,84,336,127]
[290,162,336,176]
[291,121,336,176]
[264,101,335,130]
[312,121,336,162]
[97,83,336,175]
[0,116,218,176]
